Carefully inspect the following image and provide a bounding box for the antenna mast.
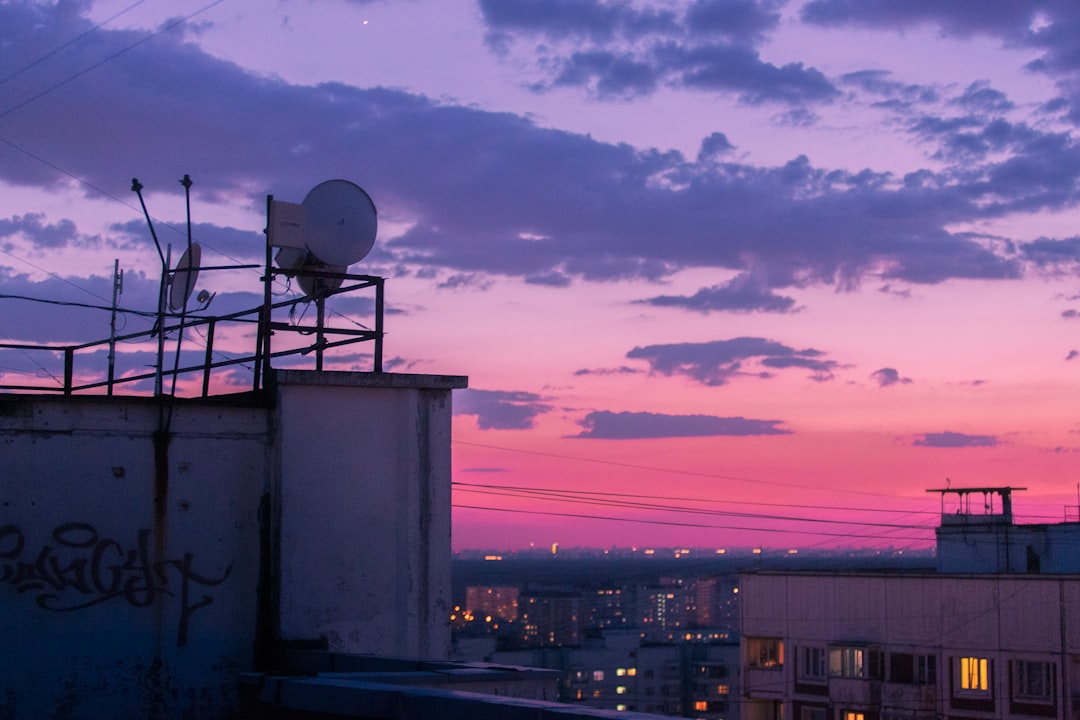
[108,259,123,395]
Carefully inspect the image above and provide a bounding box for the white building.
[741,487,1080,720]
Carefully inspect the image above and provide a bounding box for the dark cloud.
[0,213,85,249]
[0,1,1074,307]
[571,410,791,439]
[840,70,940,107]
[697,131,735,161]
[637,273,797,313]
[801,1,1080,123]
[657,42,838,104]
[478,0,677,42]
[685,0,782,43]
[478,0,837,105]
[871,367,912,387]
[454,388,553,430]
[951,81,1015,114]
[547,50,662,99]
[574,366,642,376]
[1066,350,1078,361]
[626,337,838,386]
[913,431,999,448]
[1022,236,1080,268]
[108,219,264,262]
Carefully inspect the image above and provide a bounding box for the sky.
[3,0,1080,552]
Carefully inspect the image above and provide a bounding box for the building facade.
[740,488,1080,720]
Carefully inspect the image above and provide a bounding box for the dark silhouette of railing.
[0,273,384,397]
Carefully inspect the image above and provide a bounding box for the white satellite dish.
[300,179,377,268]
[274,246,345,297]
[169,242,202,311]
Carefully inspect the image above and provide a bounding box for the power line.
[0,0,227,121]
[455,439,930,499]
[453,481,939,516]
[0,0,150,89]
[452,503,931,543]
[454,486,938,533]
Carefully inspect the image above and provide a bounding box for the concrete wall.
[0,369,465,720]
[273,370,461,659]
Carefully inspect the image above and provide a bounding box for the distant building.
[740,487,1080,720]
[466,585,520,622]
[520,586,586,647]
[456,627,740,717]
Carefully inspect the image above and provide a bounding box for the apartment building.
[740,487,1080,720]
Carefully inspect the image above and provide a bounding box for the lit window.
[748,637,784,669]
[799,646,827,682]
[593,670,605,682]
[695,701,709,711]
[616,704,627,711]
[627,668,637,677]
[960,657,989,693]
[844,712,864,720]
[1014,660,1054,702]
[716,684,730,695]
[616,686,627,695]
[616,668,626,677]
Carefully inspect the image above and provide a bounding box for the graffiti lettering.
[0,523,232,646]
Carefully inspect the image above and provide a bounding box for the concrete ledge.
[250,676,661,720]
[273,370,468,390]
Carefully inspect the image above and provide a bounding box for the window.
[830,646,865,678]
[959,657,990,694]
[1013,661,1054,702]
[844,713,864,720]
[890,653,936,685]
[749,637,785,669]
[695,701,709,711]
[917,655,937,685]
[799,647,827,682]
[716,684,730,695]
[593,670,605,682]
[616,686,627,695]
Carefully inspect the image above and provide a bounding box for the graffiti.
[0,522,232,646]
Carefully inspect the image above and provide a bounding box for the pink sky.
[2,0,1080,550]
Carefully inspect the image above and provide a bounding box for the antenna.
[268,179,378,298]
[168,242,202,312]
[301,179,377,267]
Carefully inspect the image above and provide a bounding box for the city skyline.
[2,1,1080,550]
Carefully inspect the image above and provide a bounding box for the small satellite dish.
[301,180,377,268]
[274,246,345,298]
[169,242,202,311]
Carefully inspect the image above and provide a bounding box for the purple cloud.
[454,388,553,430]
[627,337,838,386]
[871,367,912,387]
[638,273,797,314]
[571,410,791,439]
[914,431,999,448]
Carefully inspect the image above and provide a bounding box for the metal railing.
[0,272,384,397]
